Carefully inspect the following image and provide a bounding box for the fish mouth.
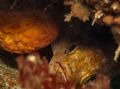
[55,61,68,81]
[49,61,68,81]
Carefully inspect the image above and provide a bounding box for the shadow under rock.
[0,50,18,68]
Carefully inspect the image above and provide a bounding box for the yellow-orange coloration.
[0,10,58,53]
[49,47,105,84]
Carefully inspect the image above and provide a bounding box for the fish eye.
[85,74,97,84]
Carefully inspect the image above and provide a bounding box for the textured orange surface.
[0,10,58,53]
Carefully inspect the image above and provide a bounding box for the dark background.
[0,0,120,89]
